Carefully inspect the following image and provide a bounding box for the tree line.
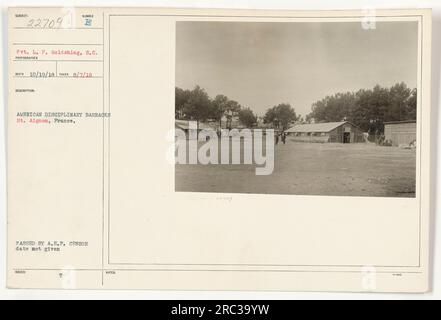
[307,82,417,134]
[176,86,298,130]
[176,86,257,129]
[176,83,414,134]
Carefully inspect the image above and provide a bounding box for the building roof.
[285,121,348,133]
[383,120,416,125]
[175,119,215,130]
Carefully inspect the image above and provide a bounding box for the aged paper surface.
[7,7,431,291]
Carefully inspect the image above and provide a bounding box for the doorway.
[343,132,351,143]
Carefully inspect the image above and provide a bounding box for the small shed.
[384,120,416,146]
[285,121,365,143]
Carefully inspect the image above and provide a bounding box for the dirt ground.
[175,140,416,197]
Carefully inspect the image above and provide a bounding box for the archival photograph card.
[7,7,432,292]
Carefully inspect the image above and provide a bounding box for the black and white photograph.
[3,4,437,296]
[175,20,418,197]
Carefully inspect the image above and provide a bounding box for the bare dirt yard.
[175,141,416,197]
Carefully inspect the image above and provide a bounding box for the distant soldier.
[275,133,279,145]
[281,132,286,144]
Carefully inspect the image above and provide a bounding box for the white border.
[0,0,440,300]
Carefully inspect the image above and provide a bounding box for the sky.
[176,21,418,118]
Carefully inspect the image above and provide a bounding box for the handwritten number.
[26,17,64,29]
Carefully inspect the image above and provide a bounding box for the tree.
[225,100,241,115]
[310,92,357,124]
[224,100,241,129]
[406,88,417,120]
[387,82,414,122]
[212,94,229,129]
[264,103,297,130]
[353,85,390,133]
[183,86,212,130]
[238,107,257,128]
[175,87,191,119]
